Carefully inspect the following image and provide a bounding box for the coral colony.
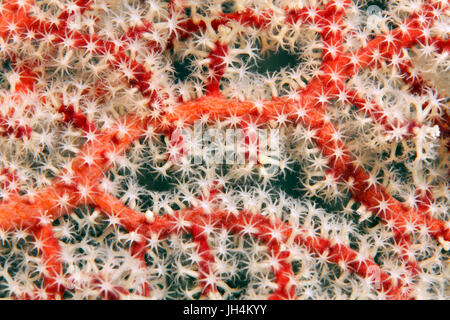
[0,0,448,300]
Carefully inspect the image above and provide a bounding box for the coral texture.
[0,0,449,299]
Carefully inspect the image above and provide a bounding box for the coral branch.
[0,0,448,300]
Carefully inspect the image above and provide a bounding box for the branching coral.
[0,0,448,299]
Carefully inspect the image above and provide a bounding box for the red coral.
[0,0,448,300]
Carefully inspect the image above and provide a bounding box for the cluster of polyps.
[0,0,448,299]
